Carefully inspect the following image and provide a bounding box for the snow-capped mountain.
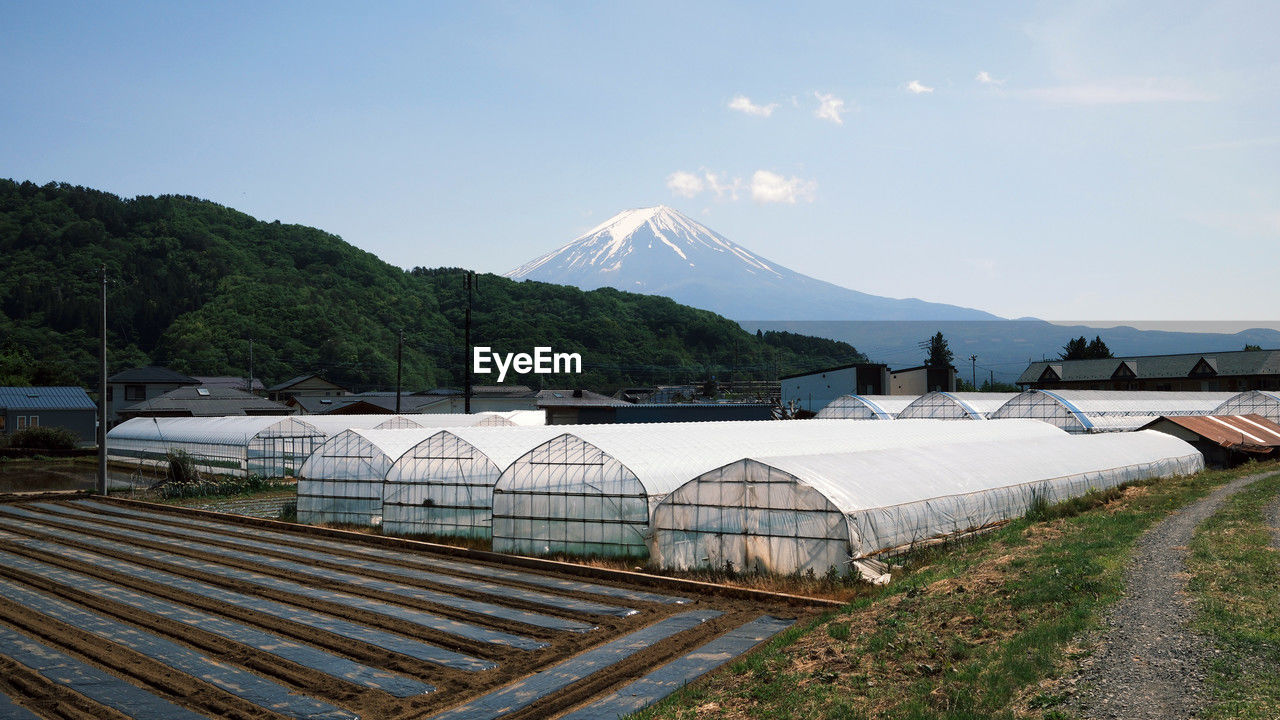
[505,206,998,321]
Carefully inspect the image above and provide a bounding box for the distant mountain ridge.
[506,206,999,321]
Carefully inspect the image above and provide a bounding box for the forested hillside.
[0,180,866,391]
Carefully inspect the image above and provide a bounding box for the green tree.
[925,332,953,368]
[1244,344,1262,351]
[1059,336,1089,360]
[1086,335,1113,359]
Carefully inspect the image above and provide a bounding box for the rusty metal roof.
[1141,414,1280,453]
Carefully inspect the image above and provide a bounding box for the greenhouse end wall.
[382,433,503,540]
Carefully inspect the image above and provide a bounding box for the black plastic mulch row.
[0,548,433,698]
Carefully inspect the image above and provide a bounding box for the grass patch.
[1188,469,1280,720]
[633,461,1279,720]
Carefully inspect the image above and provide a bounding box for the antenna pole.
[98,264,108,495]
[464,271,474,414]
[396,329,403,413]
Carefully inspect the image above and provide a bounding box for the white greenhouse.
[108,413,516,480]
[1213,390,1280,424]
[895,392,1019,420]
[650,430,1203,576]
[490,419,1068,558]
[815,395,919,420]
[989,390,1237,433]
[297,428,434,526]
[381,426,567,540]
[108,416,290,477]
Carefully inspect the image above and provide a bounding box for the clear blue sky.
[3,1,1277,322]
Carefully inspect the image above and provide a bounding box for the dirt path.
[1073,471,1277,720]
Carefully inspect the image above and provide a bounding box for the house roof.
[290,394,445,415]
[121,386,292,417]
[193,376,266,392]
[1141,414,1280,453]
[0,386,97,411]
[779,362,886,381]
[535,389,631,408]
[266,374,348,393]
[1019,349,1280,385]
[107,366,199,384]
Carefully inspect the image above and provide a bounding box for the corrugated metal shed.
[1140,414,1280,453]
[0,386,96,411]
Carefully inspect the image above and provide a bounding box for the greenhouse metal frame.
[381,426,565,540]
[490,419,1068,559]
[650,431,1203,576]
[815,395,918,420]
[1213,390,1280,424]
[108,416,293,478]
[297,428,434,526]
[989,390,1237,433]
[895,392,1018,420]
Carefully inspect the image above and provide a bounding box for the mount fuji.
[505,206,999,321]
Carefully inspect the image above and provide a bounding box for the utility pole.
[98,265,107,496]
[247,338,254,395]
[395,329,403,414]
[969,354,978,390]
[463,271,475,414]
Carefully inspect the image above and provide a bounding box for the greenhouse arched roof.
[1213,390,1280,423]
[896,392,1018,420]
[990,390,1237,432]
[815,395,918,420]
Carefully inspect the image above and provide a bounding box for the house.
[1018,349,1280,392]
[118,386,293,419]
[266,374,350,403]
[888,365,957,395]
[780,363,889,415]
[413,386,540,414]
[193,376,266,393]
[536,389,630,424]
[0,386,98,444]
[106,366,200,426]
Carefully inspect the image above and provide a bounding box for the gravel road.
[1072,471,1276,720]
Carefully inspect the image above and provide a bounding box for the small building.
[106,366,199,426]
[266,374,350,403]
[888,365,957,395]
[119,386,293,420]
[780,363,888,416]
[1141,414,1280,467]
[413,386,540,414]
[1018,349,1280,392]
[536,389,630,425]
[193,376,266,393]
[0,386,98,444]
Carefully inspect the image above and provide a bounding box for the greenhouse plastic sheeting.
[990,390,1237,433]
[651,430,1203,576]
[491,419,1068,558]
[815,395,918,420]
[382,426,566,539]
[297,428,436,525]
[1214,390,1280,424]
[108,416,288,477]
[896,392,1019,420]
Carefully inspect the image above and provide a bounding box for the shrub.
[5,426,78,450]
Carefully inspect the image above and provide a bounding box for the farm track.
[0,496,810,720]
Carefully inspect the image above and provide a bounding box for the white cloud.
[665,171,704,199]
[703,171,744,201]
[750,170,817,204]
[975,71,1004,85]
[727,94,778,117]
[906,80,934,94]
[813,92,846,124]
[1025,78,1214,105]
